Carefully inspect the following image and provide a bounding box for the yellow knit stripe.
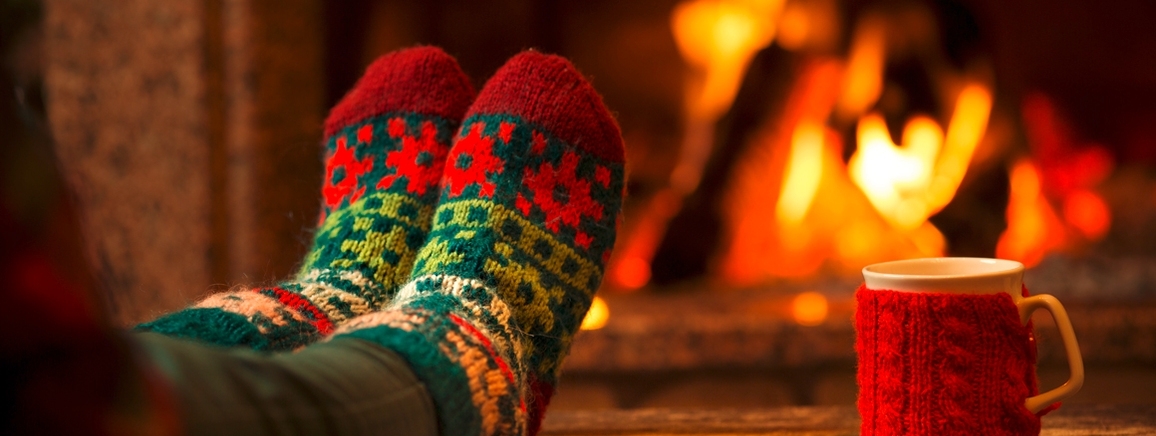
[318,191,434,236]
[333,225,415,286]
[411,235,466,273]
[431,200,602,291]
[195,291,308,334]
[483,244,565,336]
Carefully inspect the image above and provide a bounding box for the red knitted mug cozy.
[855,285,1056,436]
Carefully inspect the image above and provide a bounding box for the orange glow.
[849,84,992,234]
[671,0,787,194]
[930,84,993,208]
[672,0,784,120]
[718,60,952,285]
[835,16,886,121]
[849,114,941,230]
[791,291,829,326]
[1063,189,1111,240]
[776,2,810,51]
[612,255,653,290]
[580,296,610,331]
[997,159,1066,267]
[775,120,825,225]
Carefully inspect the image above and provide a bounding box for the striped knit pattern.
[329,52,623,435]
[138,47,475,351]
[334,275,527,436]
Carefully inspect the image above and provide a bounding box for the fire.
[775,120,826,225]
[1064,190,1111,240]
[998,94,1114,267]
[835,16,886,122]
[580,296,610,330]
[670,0,786,193]
[672,0,784,121]
[848,84,993,232]
[997,160,1066,267]
[636,1,1114,289]
[849,114,942,231]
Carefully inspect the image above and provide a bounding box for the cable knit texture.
[138,47,475,351]
[333,51,625,436]
[855,285,1044,435]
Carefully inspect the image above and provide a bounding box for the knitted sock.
[331,51,625,436]
[138,47,475,351]
[855,285,1043,436]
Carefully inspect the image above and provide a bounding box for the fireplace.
[16,0,1156,413]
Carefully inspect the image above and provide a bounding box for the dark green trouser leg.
[133,332,438,436]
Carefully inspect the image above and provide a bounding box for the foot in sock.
[333,51,625,435]
[138,46,475,351]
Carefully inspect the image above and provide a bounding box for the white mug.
[862,257,1084,413]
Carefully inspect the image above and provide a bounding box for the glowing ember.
[612,255,652,290]
[580,296,610,330]
[791,291,829,326]
[1064,189,1111,240]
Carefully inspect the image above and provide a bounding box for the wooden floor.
[542,404,1156,435]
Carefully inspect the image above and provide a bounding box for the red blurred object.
[1021,93,1115,198]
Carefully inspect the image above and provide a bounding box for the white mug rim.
[862,257,1024,295]
[862,257,1023,280]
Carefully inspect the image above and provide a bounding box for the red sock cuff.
[856,285,1042,435]
[467,50,624,163]
[324,46,475,137]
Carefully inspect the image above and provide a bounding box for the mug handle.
[1016,294,1085,414]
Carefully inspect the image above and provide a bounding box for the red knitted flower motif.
[444,123,504,198]
[322,136,373,209]
[377,120,447,196]
[523,151,603,247]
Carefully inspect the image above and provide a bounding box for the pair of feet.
[139,47,625,435]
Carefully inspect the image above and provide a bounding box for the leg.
[138,47,475,351]
[133,332,438,435]
[332,51,626,435]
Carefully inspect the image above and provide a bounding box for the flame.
[931,84,994,207]
[605,185,685,291]
[835,16,886,121]
[996,93,1114,267]
[1063,189,1111,240]
[718,60,953,285]
[849,114,942,230]
[775,120,826,225]
[849,84,992,232]
[580,296,610,331]
[672,0,784,121]
[997,159,1066,267]
[670,0,786,194]
[791,291,829,326]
